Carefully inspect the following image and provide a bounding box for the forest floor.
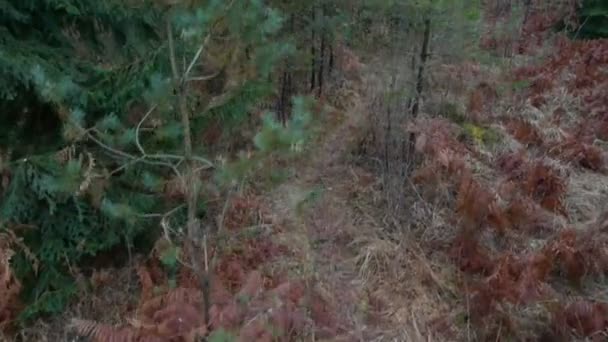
[17,37,608,342]
[18,58,429,341]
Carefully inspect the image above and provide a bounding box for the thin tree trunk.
[328,43,334,75]
[167,19,210,326]
[517,0,532,54]
[384,74,397,173]
[278,60,293,126]
[277,68,287,125]
[310,7,317,92]
[406,18,431,173]
[401,51,417,167]
[282,13,294,124]
[405,53,416,112]
[318,31,325,97]
[287,68,293,114]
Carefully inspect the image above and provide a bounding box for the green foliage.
[553,0,608,39]
[159,242,180,289]
[0,1,161,111]
[347,0,481,56]
[0,0,296,321]
[1,156,152,320]
[253,97,313,154]
[216,95,315,187]
[575,0,608,39]
[460,123,502,148]
[208,329,237,342]
[438,101,466,124]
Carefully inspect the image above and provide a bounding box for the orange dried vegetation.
[516,38,608,117]
[223,194,270,231]
[548,228,608,283]
[549,136,604,171]
[497,152,568,217]
[552,300,608,340]
[0,234,21,333]
[523,162,567,217]
[467,82,498,120]
[455,170,496,229]
[72,190,321,342]
[74,265,310,342]
[504,118,543,146]
[450,231,494,275]
[482,251,554,306]
[215,236,287,292]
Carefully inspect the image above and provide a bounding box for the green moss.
[460,122,502,147]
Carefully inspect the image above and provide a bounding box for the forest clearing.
[1,1,608,341]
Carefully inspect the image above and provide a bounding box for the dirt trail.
[266,72,421,341]
[267,96,368,339]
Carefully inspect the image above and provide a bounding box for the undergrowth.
[407,28,608,340]
[70,193,337,341]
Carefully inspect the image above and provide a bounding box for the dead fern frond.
[524,161,568,217]
[450,232,494,275]
[504,118,543,147]
[139,287,203,321]
[549,228,608,283]
[70,318,138,342]
[552,299,608,339]
[137,265,155,304]
[153,302,204,338]
[55,145,76,163]
[549,137,604,171]
[455,169,495,228]
[0,233,21,332]
[76,152,96,196]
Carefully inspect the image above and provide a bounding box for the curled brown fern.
[552,299,608,340]
[0,233,21,332]
[69,319,142,342]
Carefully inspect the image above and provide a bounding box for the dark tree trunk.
[405,18,431,173]
[384,74,397,172]
[310,7,317,92]
[328,43,334,75]
[317,5,327,97]
[318,32,325,97]
[277,69,288,125]
[276,13,295,126]
[402,51,417,166]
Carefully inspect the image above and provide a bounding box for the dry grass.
[16,266,139,341]
[350,28,608,340]
[566,170,608,225]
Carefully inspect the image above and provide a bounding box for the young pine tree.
[0,0,297,322]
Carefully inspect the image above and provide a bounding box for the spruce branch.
[133,105,214,168]
[77,124,185,180]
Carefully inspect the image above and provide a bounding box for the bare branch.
[150,153,214,168]
[203,90,237,113]
[182,0,236,83]
[139,203,185,219]
[135,105,158,156]
[186,71,221,82]
[167,19,179,81]
[82,128,133,161]
[184,34,212,81]
[76,122,185,180]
